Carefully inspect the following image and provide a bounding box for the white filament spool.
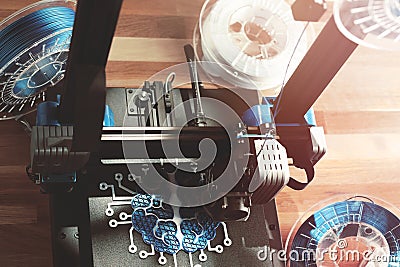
[196,0,308,91]
[334,0,400,51]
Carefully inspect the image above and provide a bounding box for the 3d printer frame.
[26,0,359,266]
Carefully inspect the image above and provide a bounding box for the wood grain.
[1,0,400,266]
[109,37,190,62]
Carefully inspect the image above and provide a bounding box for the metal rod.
[100,158,197,165]
[184,44,206,126]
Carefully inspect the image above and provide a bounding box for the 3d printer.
[0,0,380,265]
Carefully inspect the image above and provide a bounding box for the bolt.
[128,89,133,94]
[269,129,276,136]
[74,232,79,239]
[130,108,135,112]
[269,224,276,231]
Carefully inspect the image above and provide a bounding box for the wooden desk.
[1,0,400,266]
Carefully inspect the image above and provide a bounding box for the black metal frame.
[273,16,358,123]
[59,0,123,152]
[49,1,123,265]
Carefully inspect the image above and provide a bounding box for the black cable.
[255,21,311,160]
[273,21,310,120]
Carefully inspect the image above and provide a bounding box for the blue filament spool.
[290,200,400,266]
[0,1,75,119]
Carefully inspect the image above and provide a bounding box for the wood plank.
[0,206,37,225]
[108,37,190,62]
[0,136,30,166]
[1,0,400,266]
[0,224,51,267]
[316,111,400,134]
[0,0,38,11]
[119,0,180,17]
[323,134,400,159]
[314,46,400,112]
[106,61,182,87]
[115,14,197,39]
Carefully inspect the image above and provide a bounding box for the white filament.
[197,0,308,90]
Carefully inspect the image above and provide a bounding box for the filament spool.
[0,0,76,120]
[286,195,400,266]
[334,0,400,51]
[194,0,308,91]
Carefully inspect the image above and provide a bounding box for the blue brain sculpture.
[131,194,220,254]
